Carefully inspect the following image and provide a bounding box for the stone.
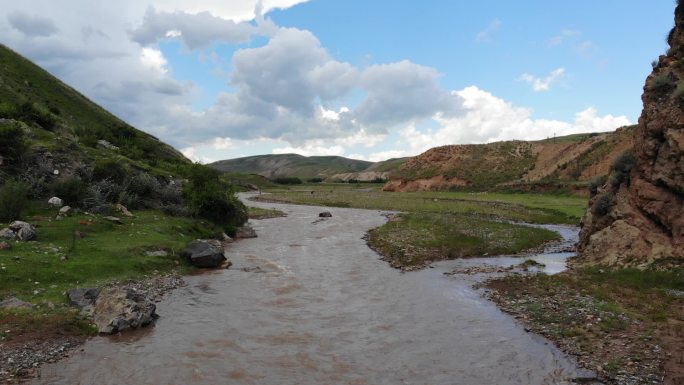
[0,228,16,240]
[103,216,123,224]
[67,288,101,310]
[235,225,257,239]
[116,204,134,217]
[92,287,157,334]
[0,241,11,250]
[319,211,332,218]
[48,197,63,207]
[97,139,119,151]
[7,221,37,241]
[59,206,72,215]
[183,240,226,268]
[145,250,168,257]
[222,232,234,243]
[0,296,33,309]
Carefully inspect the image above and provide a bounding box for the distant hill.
[384,127,634,192]
[210,154,374,180]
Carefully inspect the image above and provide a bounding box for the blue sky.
[0,0,676,162]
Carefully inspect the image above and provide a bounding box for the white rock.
[48,197,63,207]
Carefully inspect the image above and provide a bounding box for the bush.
[52,177,89,206]
[0,121,28,164]
[589,175,608,196]
[183,164,247,228]
[674,82,684,103]
[610,151,636,188]
[272,177,303,185]
[650,74,674,91]
[127,172,161,199]
[0,179,28,221]
[308,177,324,183]
[592,192,613,217]
[92,159,128,184]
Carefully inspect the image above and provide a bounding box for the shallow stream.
[36,195,590,384]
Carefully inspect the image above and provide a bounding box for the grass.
[0,207,222,304]
[367,212,559,269]
[248,206,287,220]
[260,184,586,224]
[255,184,579,269]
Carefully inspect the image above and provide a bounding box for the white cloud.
[475,19,501,43]
[7,11,58,37]
[180,146,215,164]
[518,68,566,92]
[547,29,580,46]
[575,40,599,57]
[139,47,168,74]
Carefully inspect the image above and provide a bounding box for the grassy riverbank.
[485,268,684,384]
[256,184,581,269]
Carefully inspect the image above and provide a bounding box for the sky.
[0,1,676,163]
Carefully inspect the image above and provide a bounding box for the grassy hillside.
[0,45,187,171]
[386,128,635,192]
[210,153,373,180]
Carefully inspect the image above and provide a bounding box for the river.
[35,195,590,385]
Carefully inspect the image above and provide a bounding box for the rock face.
[578,5,684,267]
[183,240,226,268]
[92,287,157,334]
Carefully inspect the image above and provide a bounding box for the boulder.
[0,296,33,309]
[0,228,16,240]
[6,221,36,241]
[92,287,157,334]
[103,216,123,224]
[319,211,332,218]
[145,250,168,257]
[116,203,134,217]
[48,197,63,207]
[235,225,257,239]
[97,139,119,151]
[59,205,72,215]
[67,287,101,310]
[183,240,226,268]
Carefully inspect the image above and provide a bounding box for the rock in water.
[92,287,157,334]
[235,225,257,239]
[578,4,684,267]
[67,287,101,310]
[183,240,226,268]
[319,211,332,218]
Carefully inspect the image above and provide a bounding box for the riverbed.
[35,197,591,384]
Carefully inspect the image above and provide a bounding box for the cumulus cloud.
[130,7,257,49]
[518,68,566,92]
[7,11,58,37]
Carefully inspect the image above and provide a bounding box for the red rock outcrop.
[577,4,684,267]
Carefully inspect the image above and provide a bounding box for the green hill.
[0,44,187,172]
[210,154,374,180]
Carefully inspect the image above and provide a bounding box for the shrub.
[308,177,324,183]
[674,82,684,103]
[650,74,674,91]
[92,159,128,184]
[0,121,28,164]
[589,175,608,196]
[127,172,161,199]
[592,192,613,217]
[273,177,302,185]
[610,151,636,188]
[52,177,89,206]
[0,179,28,221]
[183,164,247,228]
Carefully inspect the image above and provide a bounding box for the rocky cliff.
[577,4,684,267]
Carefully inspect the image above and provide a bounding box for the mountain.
[578,4,684,267]
[210,154,375,180]
[383,128,634,192]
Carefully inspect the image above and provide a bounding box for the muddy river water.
[36,196,592,384]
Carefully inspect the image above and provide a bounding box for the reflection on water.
[36,195,590,385]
